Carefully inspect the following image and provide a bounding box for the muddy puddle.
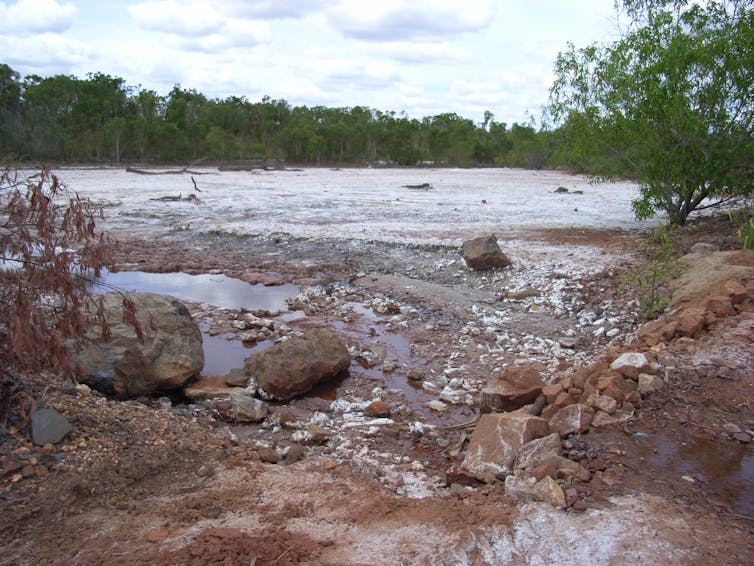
[96,270,476,426]
[616,431,754,517]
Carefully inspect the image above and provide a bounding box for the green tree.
[0,64,22,158]
[132,89,164,161]
[20,74,78,160]
[549,0,754,225]
[69,73,130,161]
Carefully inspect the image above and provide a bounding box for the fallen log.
[126,167,209,175]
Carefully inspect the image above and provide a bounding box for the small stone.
[593,394,618,415]
[556,457,591,482]
[426,400,447,412]
[446,465,480,486]
[31,408,73,446]
[638,374,664,395]
[285,444,306,465]
[732,432,752,443]
[196,464,214,477]
[722,422,742,434]
[480,365,544,413]
[690,242,719,254]
[407,369,423,381]
[364,401,391,418]
[542,384,564,404]
[592,411,618,428]
[258,448,280,463]
[535,476,567,508]
[515,433,562,472]
[74,383,91,396]
[677,308,706,338]
[531,458,559,481]
[572,500,589,512]
[224,368,249,387]
[462,235,511,270]
[146,528,171,543]
[228,392,268,422]
[41,443,55,455]
[306,425,332,444]
[548,404,594,436]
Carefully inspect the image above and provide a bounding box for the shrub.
[622,225,682,320]
[0,167,137,380]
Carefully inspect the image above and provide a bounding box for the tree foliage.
[0,64,564,169]
[0,167,137,379]
[549,0,754,225]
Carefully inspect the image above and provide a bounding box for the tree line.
[0,64,579,169]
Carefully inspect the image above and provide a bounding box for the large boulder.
[244,327,350,401]
[73,292,204,398]
[462,235,511,270]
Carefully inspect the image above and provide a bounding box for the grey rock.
[228,391,269,422]
[73,292,203,398]
[31,408,72,445]
[285,444,306,464]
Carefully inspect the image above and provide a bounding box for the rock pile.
[451,272,753,508]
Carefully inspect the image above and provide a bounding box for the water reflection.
[201,334,271,376]
[98,270,299,311]
[632,432,754,516]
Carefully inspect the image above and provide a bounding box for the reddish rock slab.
[548,404,594,436]
[461,412,549,483]
[480,365,544,413]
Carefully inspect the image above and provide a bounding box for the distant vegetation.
[0,63,599,171]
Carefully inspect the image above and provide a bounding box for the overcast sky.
[0,0,621,125]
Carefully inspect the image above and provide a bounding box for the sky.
[0,0,622,125]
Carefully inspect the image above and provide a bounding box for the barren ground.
[1,211,753,565]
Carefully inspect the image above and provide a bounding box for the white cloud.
[171,19,272,52]
[328,0,496,41]
[0,32,89,69]
[128,0,224,36]
[223,0,329,20]
[376,41,472,64]
[0,0,75,34]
